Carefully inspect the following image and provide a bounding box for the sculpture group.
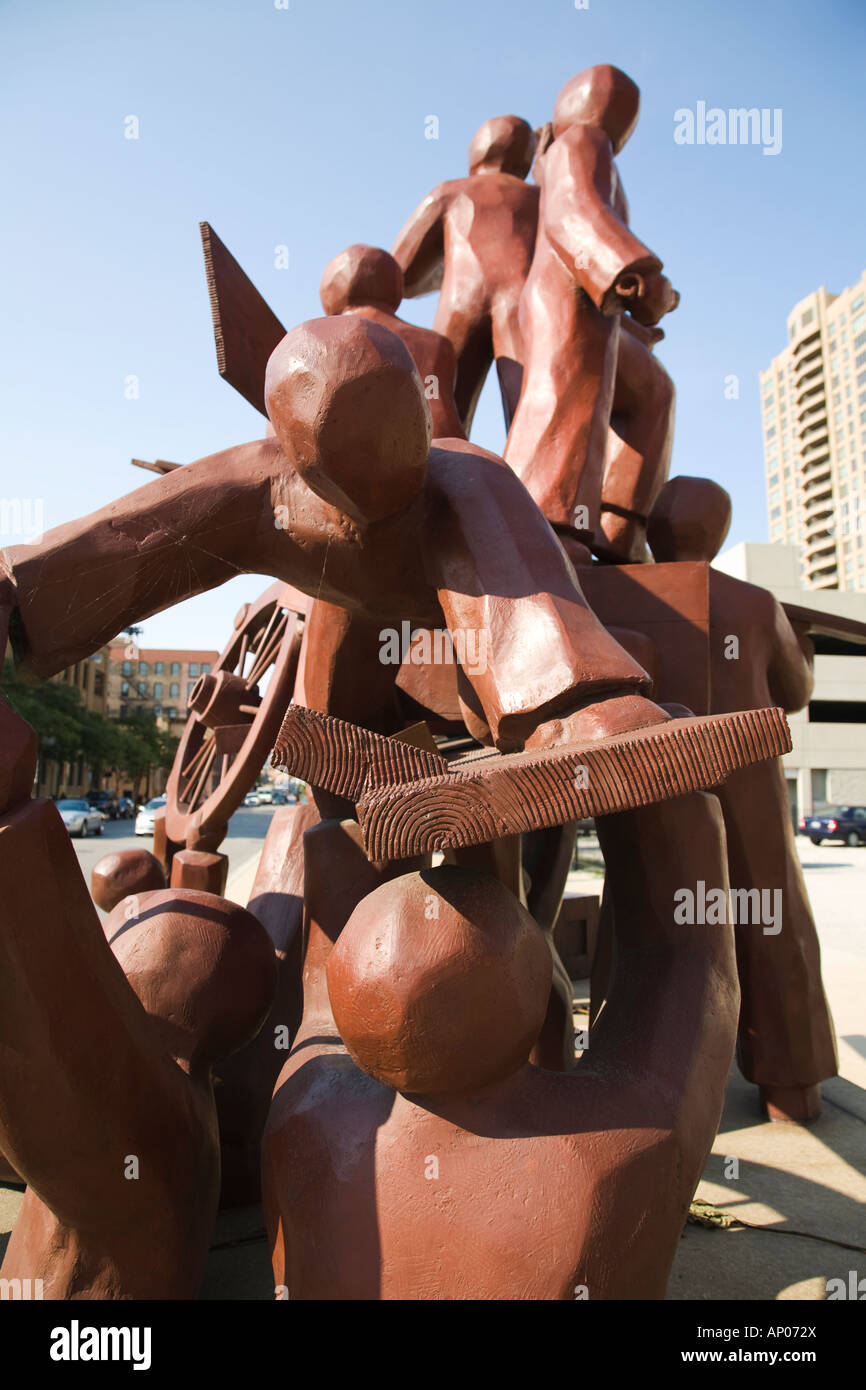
[0,65,843,1300]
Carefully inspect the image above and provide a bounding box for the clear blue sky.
[1,0,864,649]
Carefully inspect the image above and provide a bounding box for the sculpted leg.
[598,328,675,563]
[717,760,837,1119]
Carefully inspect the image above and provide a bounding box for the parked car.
[255,787,274,804]
[799,806,866,847]
[57,799,105,838]
[116,797,136,820]
[87,789,118,820]
[135,795,166,837]
[242,792,261,807]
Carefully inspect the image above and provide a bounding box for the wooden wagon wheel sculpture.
[164,581,309,850]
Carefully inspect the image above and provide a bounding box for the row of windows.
[119,705,180,720]
[121,681,185,699]
[119,660,211,678]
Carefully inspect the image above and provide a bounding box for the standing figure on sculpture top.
[505,65,679,559]
[392,114,539,434]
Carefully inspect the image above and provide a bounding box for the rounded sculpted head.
[265,316,431,526]
[320,244,404,317]
[468,114,537,178]
[553,65,640,151]
[104,888,277,1073]
[327,866,552,1095]
[648,476,733,562]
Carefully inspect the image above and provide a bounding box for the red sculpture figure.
[1,314,666,756]
[263,791,739,1300]
[0,814,277,1297]
[91,847,166,912]
[504,66,678,557]
[319,244,464,440]
[393,114,539,432]
[647,477,837,1121]
[599,316,676,562]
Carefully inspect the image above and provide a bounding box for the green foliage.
[1,659,178,789]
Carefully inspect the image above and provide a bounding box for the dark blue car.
[799,806,866,846]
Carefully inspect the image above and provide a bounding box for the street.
[71,805,284,913]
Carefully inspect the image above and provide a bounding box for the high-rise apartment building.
[760,269,866,591]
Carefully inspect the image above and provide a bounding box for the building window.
[137,682,146,698]
[171,662,180,676]
[94,672,104,696]
[153,682,162,698]
[170,682,179,698]
[766,427,776,440]
[138,661,148,676]
[121,680,130,696]
[200,663,211,674]
[155,661,163,675]
[802,309,814,327]
[169,707,178,719]
[189,662,199,677]
[122,661,131,676]
[154,704,162,716]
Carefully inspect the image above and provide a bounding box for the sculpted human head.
[327,866,552,1095]
[468,115,537,179]
[320,245,403,317]
[104,889,277,1074]
[265,316,430,526]
[553,65,640,151]
[648,476,733,563]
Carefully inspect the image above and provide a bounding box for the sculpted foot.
[760,1083,822,1124]
[524,693,672,752]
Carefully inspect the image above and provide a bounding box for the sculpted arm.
[392,185,449,298]
[589,792,739,1125]
[0,798,182,1227]
[767,600,815,713]
[2,439,307,680]
[544,129,673,323]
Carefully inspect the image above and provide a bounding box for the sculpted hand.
[614,270,679,326]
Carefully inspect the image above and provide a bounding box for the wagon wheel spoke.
[244,604,281,685]
[245,611,288,689]
[186,740,217,811]
[181,732,211,782]
[235,631,250,681]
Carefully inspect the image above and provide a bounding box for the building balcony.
[800,457,832,491]
[801,434,830,459]
[794,371,825,404]
[792,326,821,355]
[804,491,834,521]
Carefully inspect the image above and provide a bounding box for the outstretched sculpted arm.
[2,438,313,680]
[392,185,449,298]
[543,127,665,317]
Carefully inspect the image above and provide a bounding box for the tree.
[1,659,178,799]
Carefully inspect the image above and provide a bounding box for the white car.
[255,788,273,804]
[57,799,105,838]
[242,793,261,807]
[135,796,166,836]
